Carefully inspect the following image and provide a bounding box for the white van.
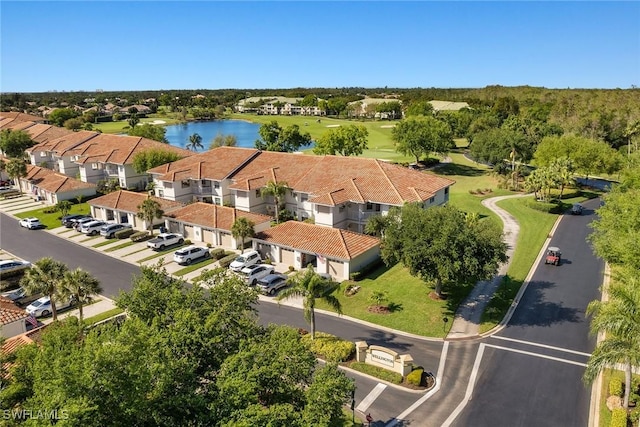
[229,250,261,272]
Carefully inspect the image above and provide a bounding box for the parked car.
[25,296,75,318]
[229,250,262,272]
[80,220,108,235]
[61,214,90,228]
[147,233,184,250]
[1,286,27,301]
[570,203,583,215]
[0,185,16,194]
[0,259,31,277]
[173,246,210,265]
[73,217,95,230]
[257,273,288,295]
[238,264,275,286]
[100,223,132,238]
[19,217,42,229]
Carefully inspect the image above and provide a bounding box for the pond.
[164,120,261,150]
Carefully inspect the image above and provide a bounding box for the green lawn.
[91,114,182,134]
[104,241,136,252]
[84,307,125,326]
[14,203,91,230]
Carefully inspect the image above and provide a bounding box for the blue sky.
[1,1,638,92]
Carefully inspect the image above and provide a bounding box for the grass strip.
[92,239,120,248]
[122,248,149,257]
[136,244,186,263]
[346,362,403,384]
[84,307,125,326]
[80,236,101,243]
[57,228,76,235]
[173,258,216,276]
[104,241,136,252]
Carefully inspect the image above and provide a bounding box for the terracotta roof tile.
[0,120,36,132]
[168,202,271,231]
[0,296,28,326]
[0,112,45,122]
[254,221,379,260]
[26,130,99,154]
[23,123,73,144]
[25,165,96,193]
[88,190,183,213]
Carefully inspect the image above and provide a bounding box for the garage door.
[328,259,345,280]
[221,232,233,249]
[203,229,215,245]
[184,225,194,239]
[281,249,295,266]
[168,221,181,233]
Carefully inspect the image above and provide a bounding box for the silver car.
[0,259,31,277]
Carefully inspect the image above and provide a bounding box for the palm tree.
[187,133,204,151]
[231,217,255,253]
[276,265,342,339]
[551,157,574,200]
[364,214,389,237]
[136,197,164,236]
[20,257,69,321]
[61,268,102,322]
[56,200,73,218]
[5,158,27,194]
[583,270,640,409]
[260,180,289,223]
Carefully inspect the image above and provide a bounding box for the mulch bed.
[366,305,391,314]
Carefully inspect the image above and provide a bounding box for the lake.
[164,120,261,150]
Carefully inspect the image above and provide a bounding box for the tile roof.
[0,296,28,325]
[25,165,96,193]
[0,112,46,123]
[167,202,272,231]
[88,190,183,213]
[23,123,73,144]
[69,133,192,166]
[0,120,36,132]
[26,130,99,154]
[254,221,380,260]
[148,146,260,181]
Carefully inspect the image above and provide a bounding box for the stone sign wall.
[355,341,413,377]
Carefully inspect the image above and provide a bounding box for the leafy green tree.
[364,214,390,237]
[128,123,169,143]
[584,269,640,409]
[326,98,348,116]
[5,158,27,193]
[210,133,238,149]
[131,149,183,173]
[186,133,204,151]
[56,200,73,217]
[550,157,575,199]
[303,363,355,426]
[254,123,312,152]
[405,100,434,117]
[136,197,164,235]
[127,107,140,128]
[48,108,78,127]
[299,94,318,107]
[231,217,255,253]
[20,257,69,321]
[381,204,507,297]
[392,116,454,163]
[375,101,402,119]
[0,129,34,158]
[63,117,84,131]
[469,128,532,165]
[60,268,102,322]
[491,96,520,124]
[277,265,342,339]
[261,180,289,223]
[313,125,369,156]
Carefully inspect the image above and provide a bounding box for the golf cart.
[545,246,561,266]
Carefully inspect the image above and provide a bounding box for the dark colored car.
[62,214,90,228]
[570,203,583,215]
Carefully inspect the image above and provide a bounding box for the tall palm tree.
[583,270,640,409]
[61,268,102,322]
[187,133,204,151]
[231,217,255,253]
[137,197,164,236]
[260,180,289,223]
[276,265,342,339]
[20,257,69,321]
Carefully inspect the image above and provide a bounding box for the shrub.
[209,248,225,260]
[349,272,360,281]
[262,257,272,265]
[610,408,628,427]
[406,368,424,386]
[184,239,192,245]
[218,254,238,268]
[42,206,58,214]
[524,198,561,213]
[349,362,402,384]
[130,231,150,242]
[302,332,354,362]
[206,243,212,248]
[288,265,295,272]
[114,228,135,239]
[609,377,624,397]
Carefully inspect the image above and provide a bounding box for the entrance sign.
[355,342,413,376]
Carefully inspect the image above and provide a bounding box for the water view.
[164,120,261,150]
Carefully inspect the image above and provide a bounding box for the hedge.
[209,248,225,260]
[130,231,150,242]
[609,377,624,397]
[302,332,354,362]
[406,368,423,386]
[523,198,562,214]
[610,408,628,427]
[114,228,136,239]
[218,254,238,268]
[349,362,402,384]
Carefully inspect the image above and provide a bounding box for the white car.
[229,250,261,272]
[19,217,42,229]
[73,217,95,230]
[80,220,108,235]
[0,259,31,276]
[147,233,184,250]
[173,246,210,265]
[26,296,75,318]
[238,264,275,286]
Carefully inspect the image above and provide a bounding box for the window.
[429,197,435,204]
[339,205,345,213]
[91,163,98,170]
[40,151,47,157]
[375,203,381,212]
[214,197,221,205]
[158,190,164,197]
[181,180,190,189]
[300,194,308,202]
[118,165,124,173]
[366,202,373,211]
[214,181,220,189]
[165,182,173,189]
[445,187,449,194]
[202,180,211,187]
[256,190,261,198]
[106,210,114,221]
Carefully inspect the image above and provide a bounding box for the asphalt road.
[449,198,604,427]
